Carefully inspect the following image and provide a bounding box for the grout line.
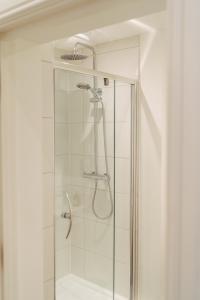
[44,277,54,284]
[43,171,54,175]
[55,184,130,195]
[55,153,130,160]
[55,121,130,125]
[43,224,54,230]
[67,245,129,265]
[42,116,54,119]
[42,171,54,174]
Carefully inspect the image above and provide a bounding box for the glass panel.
[114,81,132,300]
[54,69,115,300]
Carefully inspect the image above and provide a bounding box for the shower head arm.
[74,42,96,70]
[74,42,96,55]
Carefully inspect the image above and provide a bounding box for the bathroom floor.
[56,274,127,300]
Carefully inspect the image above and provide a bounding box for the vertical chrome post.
[130,82,139,300]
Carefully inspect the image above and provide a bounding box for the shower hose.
[92,100,113,220]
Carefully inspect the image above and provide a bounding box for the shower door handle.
[61,192,72,239]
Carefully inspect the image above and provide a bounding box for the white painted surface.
[0,3,167,300]
[139,29,167,300]
[0,0,28,12]
[1,0,166,40]
[167,0,200,299]
[1,40,44,300]
[55,12,166,49]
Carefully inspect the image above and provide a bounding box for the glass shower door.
[54,69,115,300]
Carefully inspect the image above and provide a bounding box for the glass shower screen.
[54,68,133,300]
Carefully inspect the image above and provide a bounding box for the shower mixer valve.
[83,171,110,182]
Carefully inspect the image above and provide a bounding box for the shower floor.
[56,274,127,300]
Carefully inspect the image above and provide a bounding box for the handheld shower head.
[76,82,91,90]
[76,82,102,101]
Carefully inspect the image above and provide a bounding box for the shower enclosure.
[54,63,137,300]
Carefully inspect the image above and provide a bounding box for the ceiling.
[0,0,88,31]
[55,11,166,50]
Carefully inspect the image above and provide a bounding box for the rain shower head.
[60,53,88,61]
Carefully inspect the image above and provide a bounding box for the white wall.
[1,39,44,300]
[167,0,200,299]
[1,39,55,300]
[0,0,27,11]
[0,3,167,300]
[139,29,167,300]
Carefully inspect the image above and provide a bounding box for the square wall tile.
[115,228,130,264]
[98,122,114,157]
[43,173,54,228]
[56,248,66,279]
[70,124,84,155]
[71,217,84,248]
[95,222,114,258]
[115,85,131,123]
[42,62,54,118]
[55,123,70,155]
[71,155,93,188]
[68,185,84,218]
[115,193,130,230]
[55,69,69,92]
[55,90,69,123]
[71,246,85,278]
[43,226,54,281]
[85,220,96,251]
[55,217,68,251]
[43,118,54,173]
[115,262,130,298]
[55,155,71,188]
[85,251,113,291]
[68,90,83,123]
[115,158,130,194]
[115,122,130,158]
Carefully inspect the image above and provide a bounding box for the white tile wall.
[115,193,130,230]
[55,123,70,155]
[52,37,138,299]
[115,262,130,298]
[55,90,69,123]
[85,251,113,290]
[42,63,54,118]
[53,72,133,298]
[43,173,54,228]
[43,118,54,173]
[71,246,85,278]
[42,62,55,298]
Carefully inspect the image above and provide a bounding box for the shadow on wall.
[140,88,161,159]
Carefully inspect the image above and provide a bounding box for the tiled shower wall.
[42,36,139,299]
[42,62,55,300]
[55,72,132,297]
[42,29,167,299]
